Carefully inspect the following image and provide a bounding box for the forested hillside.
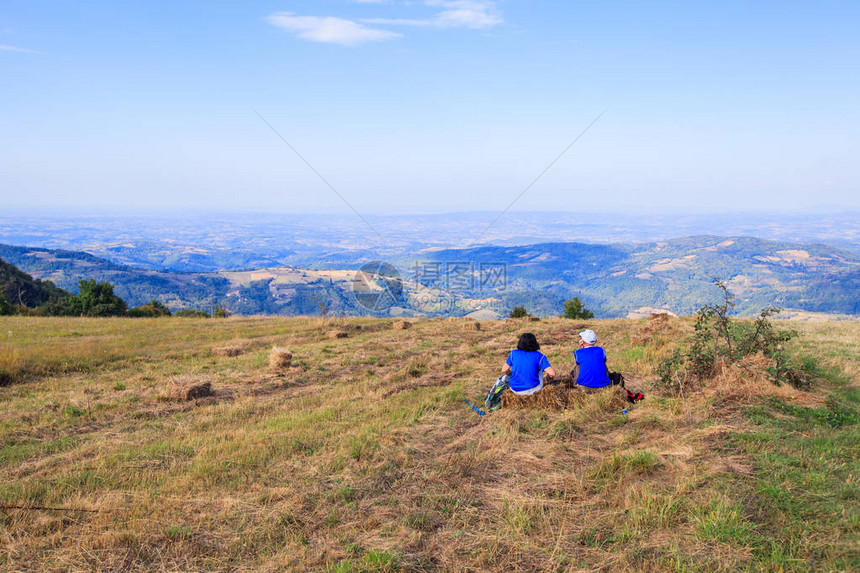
[0,257,69,310]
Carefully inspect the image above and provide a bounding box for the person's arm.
[502,363,512,376]
[604,348,610,377]
[540,354,555,379]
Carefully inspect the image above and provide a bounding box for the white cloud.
[267,12,402,46]
[0,44,40,54]
[364,0,502,30]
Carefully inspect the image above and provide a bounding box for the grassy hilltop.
[0,316,857,571]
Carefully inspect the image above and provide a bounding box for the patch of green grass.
[348,432,379,462]
[403,511,434,531]
[164,525,192,541]
[591,450,661,484]
[0,435,79,467]
[325,560,356,573]
[622,346,645,359]
[62,404,86,418]
[362,549,399,572]
[718,393,860,569]
[407,359,428,378]
[624,488,687,531]
[693,497,756,545]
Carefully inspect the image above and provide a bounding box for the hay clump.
[392,320,412,330]
[326,330,349,339]
[708,353,820,405]
[501,384,585,410]
[212,345,243,357]
[462,322,481,331]
[269,347,293,370]
[631,334,651,346]
[165,376,214,401]
[502,378,626,411]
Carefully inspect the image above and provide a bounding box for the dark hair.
[517,332,540,352]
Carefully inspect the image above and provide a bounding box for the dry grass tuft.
[630,312,678,347]
[212,345,243,357]
[391,320,412,330]
[326,330,349,339]
[706,354,827,408]
[462,322,481,331]
[631,334,651,346]
[268,347,293,370]
[381,373,460,398]
[164,376,215,401]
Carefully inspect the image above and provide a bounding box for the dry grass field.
[0,316,857,572]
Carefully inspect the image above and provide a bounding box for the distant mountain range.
[1,210,858,274]
[2,235,858,318]
[422,236,860,317]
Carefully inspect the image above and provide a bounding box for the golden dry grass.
[0,316,857,572]
[268,347,293,371]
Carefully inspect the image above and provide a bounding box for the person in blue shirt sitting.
[501,332,556,396]
[573,329,611,393]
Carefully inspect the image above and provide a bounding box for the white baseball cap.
[579,329,597,344]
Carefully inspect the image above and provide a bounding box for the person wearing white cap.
[572,329,611,392]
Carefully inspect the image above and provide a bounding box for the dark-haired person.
[501,332,556,396]
[572,329,610,393]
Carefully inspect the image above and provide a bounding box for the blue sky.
[1,1,858,215]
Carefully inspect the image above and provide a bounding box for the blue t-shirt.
[506,349,551,393]
[574,346,610,388]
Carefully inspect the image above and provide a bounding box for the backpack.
[484,376,509,412]
[609,371,644,404]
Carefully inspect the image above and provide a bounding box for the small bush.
[657,279,807,392]
[127,300,171,318]
[174,309,211,318]
[562,297,594,319]
[509,305,530,318]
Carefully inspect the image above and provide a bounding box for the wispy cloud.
[268,1,502,46]
[364,1,502,30]
[0,44,40,54]
[267,12,402,46]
